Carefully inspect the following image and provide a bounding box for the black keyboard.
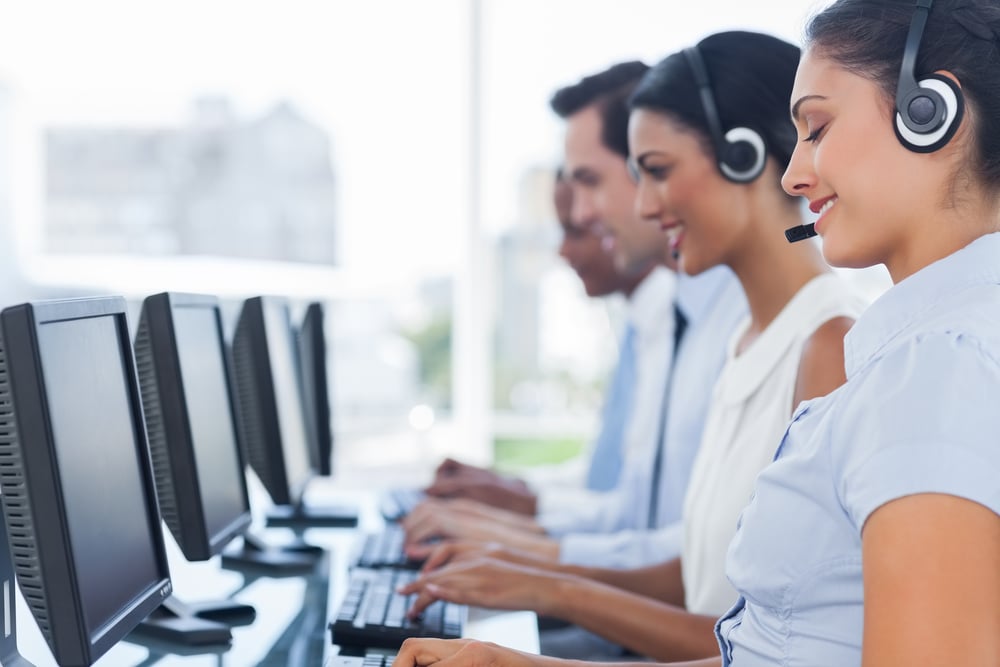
[356,524,422,570]
[325,651,396,667]
[330,567,466,649]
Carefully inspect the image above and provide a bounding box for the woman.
[396,29,863,662]
[395,0,1000,664]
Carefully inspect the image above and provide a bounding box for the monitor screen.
[261,300,312,498]
[230,296,313,507]
[297,302,333,476]
[0,297,171,665]
[173,303,251,547]
[40,316,164,636]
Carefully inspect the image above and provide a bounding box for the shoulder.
[794,316,854,404]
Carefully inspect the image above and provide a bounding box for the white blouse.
[680,273,866,616]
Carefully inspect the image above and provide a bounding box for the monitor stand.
[132,597,236,646]
[0,512,35,667]
[220,532,321,576]
[265,494,358,529]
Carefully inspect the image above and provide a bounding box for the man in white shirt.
[406,62,746,570]
[422,61,677,526]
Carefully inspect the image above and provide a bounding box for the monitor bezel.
[136,291,253,562]
[0,296,172,666]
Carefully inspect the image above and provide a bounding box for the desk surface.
[11,480,538,666]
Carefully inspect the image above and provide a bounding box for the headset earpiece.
[893,0,964,153]
[894,73,964,153]
[683,47,767,184]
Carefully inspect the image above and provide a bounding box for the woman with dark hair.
[392,29,862,664]
[393,0,1000,664]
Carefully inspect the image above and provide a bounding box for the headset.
[894,0,964,153]
[683,45,767,184]
[786,0,964,243]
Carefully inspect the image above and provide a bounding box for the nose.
[570,188,597,228]
[634,177,660,224]
[781,144,816,198]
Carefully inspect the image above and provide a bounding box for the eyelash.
[803,124,827,143]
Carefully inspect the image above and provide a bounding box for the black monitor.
[133,292,319,644]
[132,292,261,645]
[295,302,333,477]
[0,296,172,666]
[230,296,357,528]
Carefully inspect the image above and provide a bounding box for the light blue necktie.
[585,322,637,491]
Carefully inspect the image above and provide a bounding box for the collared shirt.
[546,265,747,568]
[536,265,677,522]
[717,232,1000,666]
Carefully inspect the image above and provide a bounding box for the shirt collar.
[627,265,676,335]
[844,231,1000,378]
[676,265,740,325]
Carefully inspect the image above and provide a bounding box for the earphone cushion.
[719,127,766,183]
[894,73,964,153]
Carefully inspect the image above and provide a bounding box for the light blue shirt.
[717,232,1000,666]
[557,265,747,567]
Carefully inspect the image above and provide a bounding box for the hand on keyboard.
[400,499,555,558]
[330,568,466,650]
[396,557,564,620]
[395,637,535,667]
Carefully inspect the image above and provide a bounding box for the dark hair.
[629,31,800,172]
[550,61,650,158]
[805,0,1000,192]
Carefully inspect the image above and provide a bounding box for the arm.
[415,542,686,608]
[861,493,1000,665]
[399,559,718,662]
[791,316,853,408]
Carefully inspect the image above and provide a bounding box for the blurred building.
[493,166,558,402]
[44,98,338,264]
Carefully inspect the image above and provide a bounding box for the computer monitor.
[230,296,357,528]
[133,292,319,642]
[0,296,172,666]
[133,292,262,645]
[295,302,333,477]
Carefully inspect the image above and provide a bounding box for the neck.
[728,211,831,354]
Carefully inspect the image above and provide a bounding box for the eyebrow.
[791,94,828,121]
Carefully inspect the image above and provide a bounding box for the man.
[425,62,677,525]
[427,166,665,515]
[405,61,745,570]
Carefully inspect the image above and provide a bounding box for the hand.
[425,475,538,516]
[396,638,542,667]
[411,539,559,574]
[402,498,542,545]
[397,557,566,619]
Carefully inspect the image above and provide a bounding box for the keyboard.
[356,524,422,570]
[325,651,396,667]
[379,487,425,521]
[330,567,466,649]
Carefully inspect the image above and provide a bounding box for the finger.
[420,544,458,572]
[406,583,444,619]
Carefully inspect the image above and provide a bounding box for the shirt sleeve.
[836,332,1000,530]
[558,522,683,568]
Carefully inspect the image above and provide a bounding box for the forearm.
[562,558,686,607]
[543,576,717,662]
